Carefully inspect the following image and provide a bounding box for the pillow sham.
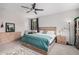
[47,31,55,34]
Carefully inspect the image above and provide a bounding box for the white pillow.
[47,31,55,35]
[47,31,55,37]
[35,33,52,37]
[39,30,44,33]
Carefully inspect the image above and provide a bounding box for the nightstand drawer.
[57,40,66,44]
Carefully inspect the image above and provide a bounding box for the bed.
[21,27,56,55]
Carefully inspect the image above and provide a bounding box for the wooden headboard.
[39,27,56,35]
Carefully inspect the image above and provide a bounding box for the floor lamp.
[67,20,71,45]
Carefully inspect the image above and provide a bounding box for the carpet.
[0,41,79,55]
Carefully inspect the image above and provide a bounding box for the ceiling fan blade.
[35,9,44,11]
[21,6,30,9]
[26,11,30,13]
[34,11,37,14]
[32,3,36,9]
[26,10,32,13]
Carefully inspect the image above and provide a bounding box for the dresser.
[0,32,21,44]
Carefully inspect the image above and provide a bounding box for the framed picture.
[5,22,15,32]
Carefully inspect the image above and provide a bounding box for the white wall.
[39,9,79,45]
[0,4,30,36]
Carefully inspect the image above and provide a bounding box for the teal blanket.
[21,34,52,51]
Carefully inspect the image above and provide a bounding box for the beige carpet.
[0,41,79,55]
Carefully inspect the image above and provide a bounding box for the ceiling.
[0,3,79,18]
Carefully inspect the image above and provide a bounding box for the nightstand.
[57,35,67,45]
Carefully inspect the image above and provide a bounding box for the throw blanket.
[21,34,52,51]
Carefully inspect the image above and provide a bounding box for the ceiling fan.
[21,3,44,14]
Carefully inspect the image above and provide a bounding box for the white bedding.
[49,36,56,44]
[49,38,54,44]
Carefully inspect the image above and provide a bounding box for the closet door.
[76,19,79,48]
[74,17,79,49]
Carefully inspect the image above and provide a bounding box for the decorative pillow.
[47,31,55,35]
[42,30,47,34]
[39,30,44,33]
